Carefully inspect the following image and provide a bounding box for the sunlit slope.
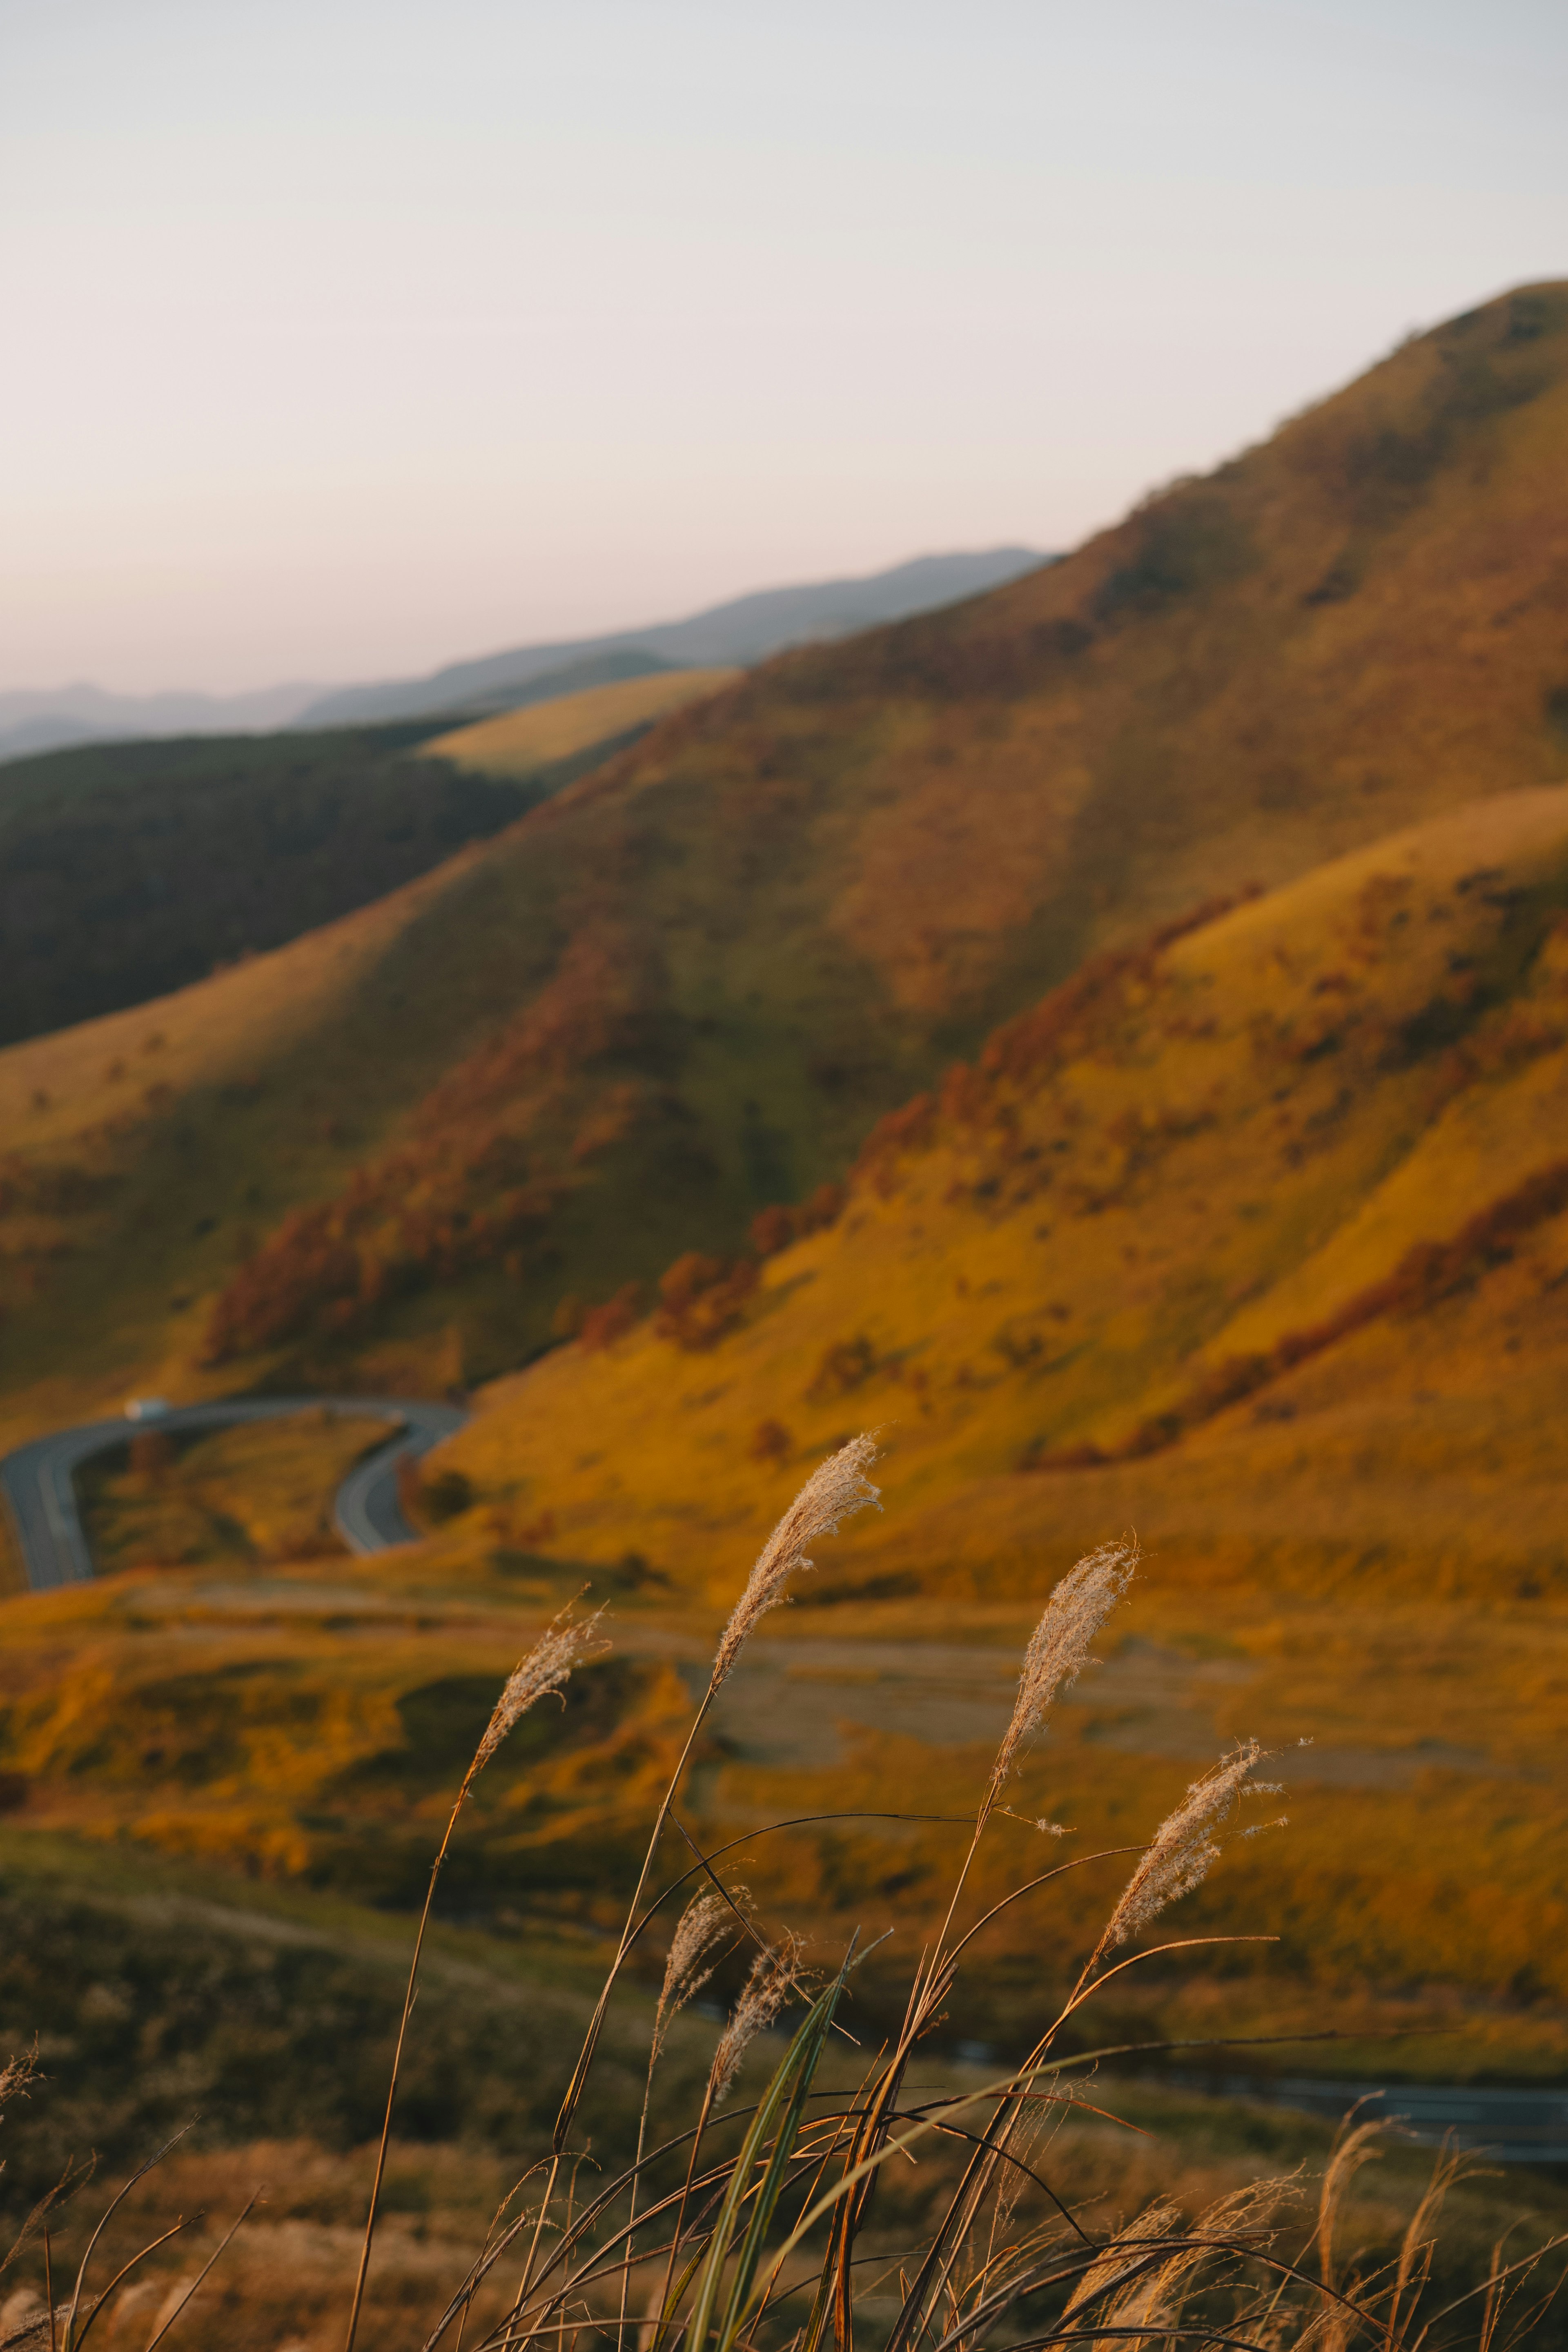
[436,786,1568,1608]
[2,283,1565,1407]
[200,278,1568,1379]
[0,836,522,1435]
[426,667,740,780]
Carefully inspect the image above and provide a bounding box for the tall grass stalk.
[343,1602,606,2352]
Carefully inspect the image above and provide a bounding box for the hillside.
[0,668,745,1052]
[438,784,1568,1594]
[0,281,1564,1418]
[392,784,1568,2061]
[6,786,1562,2072]
[426,665,741,780]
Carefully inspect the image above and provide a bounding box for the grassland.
[1,285,1564,1416]
[2,1829,1554,2352]
[77,1407,392,1572]
[368,786,1568,2072]
[427,666,741,781]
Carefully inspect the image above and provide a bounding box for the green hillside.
[0,282,1564,1423]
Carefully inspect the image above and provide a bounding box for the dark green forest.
[0,725,539,1047]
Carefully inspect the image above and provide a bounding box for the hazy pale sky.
[3,0,1563,693]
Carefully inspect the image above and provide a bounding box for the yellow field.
[426,666,740,779]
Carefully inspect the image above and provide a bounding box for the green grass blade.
[713,1967,848,2352]
[677,1965,847,2352]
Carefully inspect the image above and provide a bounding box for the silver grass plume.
[1093,1740,1269,1961]
[1080,2175,1293,2342]
[652,1888,742,2062]
[1063,2196,1183,2321]
[710,1436,881,1689]
[708,1931,806,2105]
[986,1540,1138,1813]
[474,1601,609,1773]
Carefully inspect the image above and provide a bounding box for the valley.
[0,281,1565,2345]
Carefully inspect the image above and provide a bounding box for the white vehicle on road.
[123,1397,171,1421]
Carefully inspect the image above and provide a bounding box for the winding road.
[0,1394,468,1590]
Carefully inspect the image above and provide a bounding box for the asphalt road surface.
[1167,2071,1568,2167]
[0,1394,468,1590]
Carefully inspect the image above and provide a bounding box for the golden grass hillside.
[384,786,1568,2069]
[426,666,741,780]
[438,786,1568,1599]
[0,284,1565,1411]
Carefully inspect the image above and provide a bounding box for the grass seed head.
[989,1539,1138,1805]
[1094,1738,1266,1960]
[653,1889,743,2060]
[474,1601,609,1772]
[708,1931,806,2105]
[711,1434,881,1688]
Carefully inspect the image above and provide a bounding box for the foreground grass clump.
[3,1441,1558,2349]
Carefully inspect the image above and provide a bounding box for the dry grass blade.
[1313,2116,1385,2302]
[1062,2200,1184,2325]
[551,1445,877,2164]
[140,2192,261,2350]
[710,1436,880,1688]
[1385,2140,1465,2349]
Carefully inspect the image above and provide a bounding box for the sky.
[2,0,1564,694]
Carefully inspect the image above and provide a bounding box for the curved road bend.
[0,1395,468,1592]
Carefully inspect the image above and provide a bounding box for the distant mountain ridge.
[0,549,1049,763]
[0,679,327,765]
[290,549,1050,728]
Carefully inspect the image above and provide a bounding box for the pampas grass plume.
[1094,1739,1267,1960]
[987,1539,1138,1811]
[709,1932,806,2105]
[476,1601,609,1772]
[710,1435,880,1688]
[653,1889,741,2061]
